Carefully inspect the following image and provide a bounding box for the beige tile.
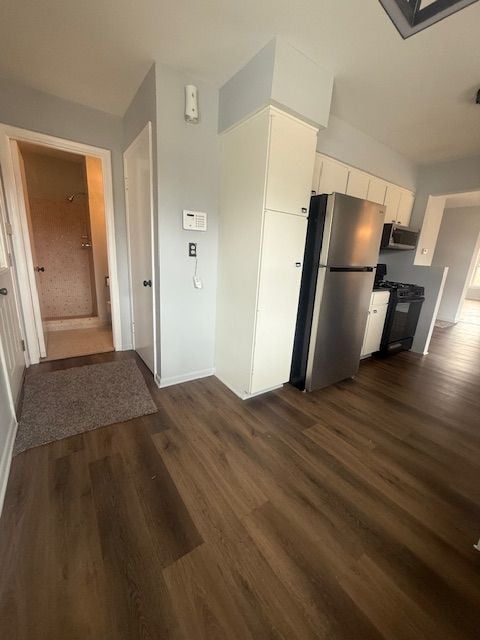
[44,327,113,361]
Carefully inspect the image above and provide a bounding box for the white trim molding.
[156,368,216,389]
[0,124,123,364]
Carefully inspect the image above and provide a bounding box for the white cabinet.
[313,154,415,227]
[346,169,370,200]
[367,177,387,205]
[397,190,415,227]
[311,153,322,195]
[361,291,390,357]
[317,157,349,195]
[384,185,402,224]
[251,211,306,393]
[216,106,318,398]
[266,112,318,216]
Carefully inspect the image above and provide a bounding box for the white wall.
[432,206,480,322]
[155,64,219,385]
[0,77,132,346]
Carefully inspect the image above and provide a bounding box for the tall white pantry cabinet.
[216,106,318,398]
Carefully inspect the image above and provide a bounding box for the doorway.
[0,125,122,365]
[123,123,156,375]
[16,142,113,361]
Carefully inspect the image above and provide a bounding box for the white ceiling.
[1,0,480,164]
[445,191,480,208]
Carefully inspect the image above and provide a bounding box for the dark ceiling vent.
[379,0,479,38]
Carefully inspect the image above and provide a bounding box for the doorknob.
[143,280,152,287]
[34,266,45,272]
[0,288,7,296]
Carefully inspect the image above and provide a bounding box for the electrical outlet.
[188,242,197,257]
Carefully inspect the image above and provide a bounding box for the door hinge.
[131,321,135,334]
[21,339,25,352]
[5,222,13,236]
[8,253,13,267]
[124,177,129,191]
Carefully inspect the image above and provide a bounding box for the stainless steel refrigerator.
[290,193,385,392]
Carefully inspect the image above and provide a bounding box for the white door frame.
[0,124,123,364]
[123,122,157,377]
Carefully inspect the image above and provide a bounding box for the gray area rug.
[14,359,157,455]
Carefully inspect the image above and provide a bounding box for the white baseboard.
[156,368,216,389]
[0,416,17,518]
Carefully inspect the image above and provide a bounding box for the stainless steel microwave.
[380,223,419,251]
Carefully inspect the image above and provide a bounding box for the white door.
[318,157,349,196]
[124,123,156,373]
[265,111,318,216]
[0,178,25,405]
[251,210,307,393]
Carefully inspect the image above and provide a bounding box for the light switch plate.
[183,210,207,231]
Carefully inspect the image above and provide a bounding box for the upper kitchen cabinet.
[384,184,402,224]
[384,185,415,226]
[346,169,370,200]
[265,110,318,216]
[317,157,349,195]
[366,177,388,205]
[397,189,415,227]
[311,153,323,194]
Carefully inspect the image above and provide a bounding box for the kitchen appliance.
[380,223,419,251]
[290,193,385,391]
[374,268,425,354]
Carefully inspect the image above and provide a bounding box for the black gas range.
[375,280,425,300]
[374,266,425,355]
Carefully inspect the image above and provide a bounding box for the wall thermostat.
[183,210,207,231]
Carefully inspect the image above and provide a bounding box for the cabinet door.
[251,211,307,393]
[384,185,402,224]
[318,157,349,196]
[362,303,388,356]
[265,112,317,216]
[311,153,322,195]
[367,177,387,205]
[397,190,415,227]
[346,169,370,199]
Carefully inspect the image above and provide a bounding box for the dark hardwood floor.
[1,313,480,639]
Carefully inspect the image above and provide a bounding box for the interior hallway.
[43,327,113,361]
[0,319,479,639]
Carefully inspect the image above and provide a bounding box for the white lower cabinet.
[250,211,307,393]
[361,291,390,357]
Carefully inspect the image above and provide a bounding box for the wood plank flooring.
[1,314,480,639]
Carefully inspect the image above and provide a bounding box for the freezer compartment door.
[306,268,374,391]
[321,193,385,267]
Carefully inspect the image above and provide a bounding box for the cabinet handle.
[295,262,302,268]
[301,207,308,213]
[373,309,378,314]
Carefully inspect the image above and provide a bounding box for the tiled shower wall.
[21,150,98,320]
